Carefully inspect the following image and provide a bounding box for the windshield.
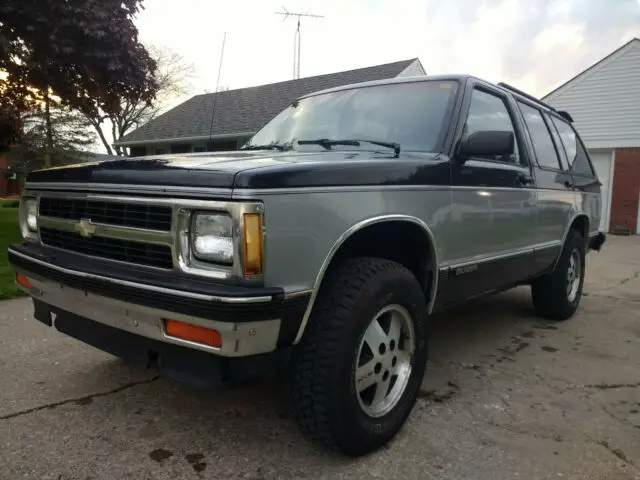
[245,80,459,153]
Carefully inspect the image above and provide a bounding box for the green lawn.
[0,203,23,300]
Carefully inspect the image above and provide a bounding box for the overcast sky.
[134,0,639,100]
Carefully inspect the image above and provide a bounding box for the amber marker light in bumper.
[164,319,222,348]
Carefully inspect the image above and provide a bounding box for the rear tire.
[531,229,586,320]
[290,257,428,456]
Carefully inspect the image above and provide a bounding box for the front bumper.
[8,244,309,358]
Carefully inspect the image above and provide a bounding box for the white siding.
[396,59,426,78]
[543,39,640,149]
[589,149,614,232]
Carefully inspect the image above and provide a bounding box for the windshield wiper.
[240,143,292,151]
[297,138,401,158]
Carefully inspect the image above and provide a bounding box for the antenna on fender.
[207,31,228,145]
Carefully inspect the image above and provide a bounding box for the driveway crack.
[595,438,635,468]
[618,270,640,286]
[0,376,159,421]
[584,293,640,304]
[586,382,640,390]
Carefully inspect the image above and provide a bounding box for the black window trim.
[453,81,533,169]
[542,112,570,171]
[515,100,566,173]
[547,112,597,179]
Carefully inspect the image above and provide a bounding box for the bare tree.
[84,45,195,155]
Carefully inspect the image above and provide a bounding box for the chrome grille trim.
[38,196,173,231]
[26,190,265,284]
[38,216,173,245]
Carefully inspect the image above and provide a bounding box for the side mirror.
[458,130,514,161]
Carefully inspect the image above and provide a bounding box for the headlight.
[26,199,37,231]
[19,197,38,240]
[191,213,234,264]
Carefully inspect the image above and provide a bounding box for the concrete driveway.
[1,236,639,480]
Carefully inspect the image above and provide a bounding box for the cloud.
[134,0,639,100]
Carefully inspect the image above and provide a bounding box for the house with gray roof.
[115,58,426,156]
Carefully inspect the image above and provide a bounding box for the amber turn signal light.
[243,213,263,275]
[164,320,222,348]
[16,273,32,289]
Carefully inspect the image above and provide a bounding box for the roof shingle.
[117,59,419,145]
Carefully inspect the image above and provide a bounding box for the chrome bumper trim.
[15,266,281,357]
[8,248,272,304]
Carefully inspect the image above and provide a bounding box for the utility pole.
[275,7,324,80]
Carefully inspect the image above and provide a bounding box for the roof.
[542,37,640,100]
[297,73,461,98]
[116,59,421,146]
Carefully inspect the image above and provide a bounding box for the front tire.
[290,257,428,456]
[531,229,586,320]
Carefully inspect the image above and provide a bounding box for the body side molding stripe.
[232,185,602,197]
[292,214,439,345]
[439,240,563,270]
[26,182,601,198]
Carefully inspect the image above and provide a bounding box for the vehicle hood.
[26,150,449,189]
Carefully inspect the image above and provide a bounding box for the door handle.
[518,173,534,186]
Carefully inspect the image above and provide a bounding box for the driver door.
[442,83,538,303]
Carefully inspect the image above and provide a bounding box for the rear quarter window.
[517,102,561,170]
[550,117,595,177]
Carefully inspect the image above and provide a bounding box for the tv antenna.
[275,7,323,80]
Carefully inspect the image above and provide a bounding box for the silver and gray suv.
[9,75,606,456]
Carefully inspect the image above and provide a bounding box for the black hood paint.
[27,151,450,189]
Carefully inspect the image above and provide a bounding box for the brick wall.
[610,148,640,233]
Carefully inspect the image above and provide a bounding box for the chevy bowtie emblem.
[75,218,96,238]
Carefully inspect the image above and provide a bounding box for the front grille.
[39,227,174,269]
[39,197,172,231]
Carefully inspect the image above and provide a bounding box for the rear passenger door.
[444,83,538,302]
[515,101,575,259]
[548,115,602,236]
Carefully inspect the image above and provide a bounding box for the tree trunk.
[111,121,123,156]
[43,89,53,167]
[86,116,114,156]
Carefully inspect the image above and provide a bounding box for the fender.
[292,214,439,344]
[552,212,590,270]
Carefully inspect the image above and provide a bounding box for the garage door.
[588,150,613,232]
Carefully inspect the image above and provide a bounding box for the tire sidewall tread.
[532,229,586,321]
[290,257,428,456]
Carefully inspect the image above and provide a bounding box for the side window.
[464,89,520,164]
[551,117,595,177]
[543,113,569,171]
[517,102,562,170]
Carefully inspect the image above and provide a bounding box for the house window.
[170,144,192,154]
[236,137,252,149]
[206,140,239,152]
[129,146,147,157]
